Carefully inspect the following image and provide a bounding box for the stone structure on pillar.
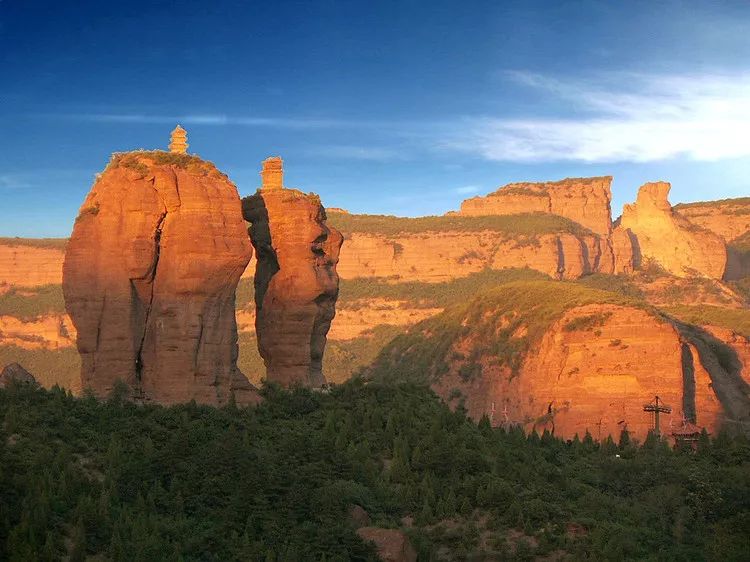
[169,125,188,154]
[260,156,283,190]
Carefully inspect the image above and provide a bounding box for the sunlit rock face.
[242,158,343,388]
[619,182,727,279]
[63,151,258,405]
[459,176,614,237]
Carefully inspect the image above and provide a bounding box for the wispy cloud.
[453,185,479,194]
[305,145,407,161]
[42,113,368,130]
[443,72,750,163]
[0,175,30,190]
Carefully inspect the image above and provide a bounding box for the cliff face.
[369,283,750,440]
[620,182,727,279]
[63,152,258,405]
[335,230,617,282]
[520,305,688,439]
[243,187,342,387]
[459,176,614,236]
[0,244,64,287]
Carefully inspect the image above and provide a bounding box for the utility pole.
[643,395,672,436]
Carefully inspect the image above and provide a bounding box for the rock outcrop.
[0,244,65,287]
[0,314,75,349]
[619,182,727,279]
[369,282,750,440]
[356,528,417,562]
[459,176,614,236]
[674,199,750,243]
[242,157,343,387]
[336,230,608,282]
[63,151,258,405]
[0,362,37,387]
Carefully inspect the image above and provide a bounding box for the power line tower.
[643,395,672,436]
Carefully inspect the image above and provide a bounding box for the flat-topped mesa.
[63,141,258,405]
[242,157,343,388]
[459,176,614,237]
[619,181,728,279]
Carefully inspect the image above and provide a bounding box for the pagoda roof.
[671,421,704,437]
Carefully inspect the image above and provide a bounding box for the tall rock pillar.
[242,157,343,387]
[63,133,258,405]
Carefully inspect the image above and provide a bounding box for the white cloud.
[0,175,29,190]
[444,72,750,163]
[454,185,479,194]
[44,113,359,129]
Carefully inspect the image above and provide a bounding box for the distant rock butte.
[459,176,614,236]
[242,158,343,387]
[336,230,619,282]
[0,244,64,287]
[63,151,259,405]
[619,182,727,279]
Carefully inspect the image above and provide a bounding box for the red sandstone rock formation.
[372,284,750,441]
[0,244,65,287]
[63,151,258,405]
[619,182,727,279]
[242,158,343,387]
[336,230,608,282]
[675,199,750,243]
[459,176,614,236]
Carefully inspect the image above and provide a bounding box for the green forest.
[1,380,749,561]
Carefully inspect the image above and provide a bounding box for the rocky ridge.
[368,282,750,440]
[618,182,727,279]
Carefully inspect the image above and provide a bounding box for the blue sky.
[1,0,749,236]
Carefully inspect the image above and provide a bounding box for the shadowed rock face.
[0,363,37,387]
[63,152,258,405]
[243,187,343,387]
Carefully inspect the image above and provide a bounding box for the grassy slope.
[338,268,550,309]
[663,305,750,339]
[327,212,593,237]
[0,238,67,250]
[369,281,650,384]
[674,197,750,211]
[0,285,66,320]
[1,380,748,561]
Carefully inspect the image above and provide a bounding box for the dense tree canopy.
[1,380,749,561]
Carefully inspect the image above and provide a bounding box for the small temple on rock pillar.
[260,156,283,190]
[169,125,188,154]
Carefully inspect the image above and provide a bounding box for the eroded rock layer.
[243,186,342,387]
[369,282,750,440]
[63,151,257,405]
[459,176,614,236]
[619,182,727,279]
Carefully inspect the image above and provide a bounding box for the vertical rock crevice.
[63,151,257,405]
[242,157,342,388]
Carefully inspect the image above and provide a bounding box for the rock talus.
[242,168,342,387]
[63,152,258,405]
